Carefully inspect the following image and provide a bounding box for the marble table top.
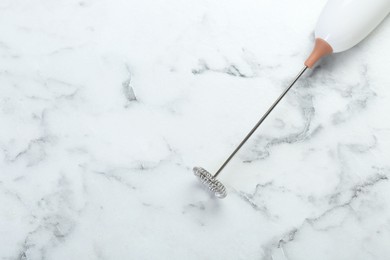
[1,0,390,259]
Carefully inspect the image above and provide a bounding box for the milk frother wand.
[193,0,390,199]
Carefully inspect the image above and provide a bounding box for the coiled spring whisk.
[193,167,227,198]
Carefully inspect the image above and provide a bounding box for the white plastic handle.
[315,0,390,53]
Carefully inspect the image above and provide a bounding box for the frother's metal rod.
[213,66,308,178]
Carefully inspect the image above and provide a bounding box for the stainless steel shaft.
[193,65,308,199]
[213,66,308,178]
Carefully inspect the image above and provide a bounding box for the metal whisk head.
[193,167,227,199]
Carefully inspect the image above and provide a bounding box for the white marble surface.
[1,0,390,259]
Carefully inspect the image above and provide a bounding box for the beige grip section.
[304,38,333,68]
